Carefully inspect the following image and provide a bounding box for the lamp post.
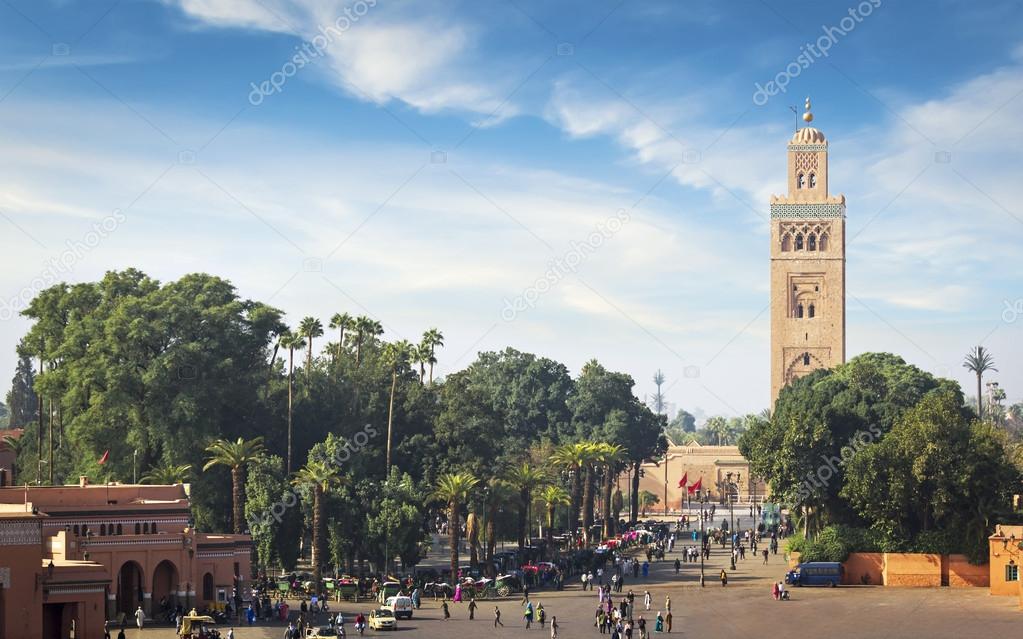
[727,472,735,571]
[699,489,707,587]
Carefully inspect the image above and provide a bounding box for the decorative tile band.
[0,520,41,546]
[770,203,845,219]
[787,144,827,152]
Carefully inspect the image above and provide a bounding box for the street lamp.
[727,472,735,571]
[699,489,707,587]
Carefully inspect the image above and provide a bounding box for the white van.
[384,595,414,619]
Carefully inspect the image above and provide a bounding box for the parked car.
[369,608,397,630]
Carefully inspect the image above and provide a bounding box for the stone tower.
[770,98,846,403]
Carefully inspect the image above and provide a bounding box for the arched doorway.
[116,561,145,617]
[202,573,214,602]
[152,560,179,620]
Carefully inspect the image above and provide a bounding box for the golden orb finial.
[803,97,813,123]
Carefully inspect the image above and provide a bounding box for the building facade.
[770,98,847,402]
[0,481,251,639]
[637,439,768,513]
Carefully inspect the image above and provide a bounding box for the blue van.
[785,562,843,587]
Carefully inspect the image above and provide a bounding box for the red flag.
[687,477,702,495]
[677,471,688,489]
[98,450,109,465]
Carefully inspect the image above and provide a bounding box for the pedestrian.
[495,606,504,627]
[442,601,450,620]
[673,559,680,574]
[772,581,779,600]
[637,616,646,639]
[598,609,607,633]
[664,596,670,613]
[524,600,534,629]
[763,549,769,564]
[720,569,728,586]
[537,603,546,628]
[582,572,589,591]
[641,562,649,578]
[469,598,478,620]
[654,612,663,633]
[665,611,672,633]
[117,627,126,639]
[551,616,559,639]
[227,629,235,639]
[135,606,145,630]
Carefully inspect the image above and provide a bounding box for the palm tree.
[963,346,997,420]
[503,462,549,550]
[382,340,412,473]
[328,312,354,364]
[421,328,444,385]
[639,490,660,517]
[705,416,729,445]
[353,316,384,366]
[140,461,192,485]
[539,485,570,549]
[594,443,626,538]
[433,472,479,581]
[203,437,265,534]
[298,317,324,380]
[413,341,429,384]
[551,442,593,540]
[292,459,346,593]
[280,332,306,473]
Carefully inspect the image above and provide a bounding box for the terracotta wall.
[842,552,882,585]
[948,555,989,588]
[882,553,942,587]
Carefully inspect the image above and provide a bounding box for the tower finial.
[803,96,813,123]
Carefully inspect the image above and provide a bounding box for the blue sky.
[1,0,1021,417]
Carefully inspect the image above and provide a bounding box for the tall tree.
[140,461,192,484]
[5,353,37,428]
[353,316,383,366]
[503,462,548,549]
[280,332,306,474]
[203,437,265,534]
[292,458,346,593]
[963,346,997,421]
[383,340,412,473]
[328,312,354,364]
[432,472,479,581]
[421,328,444,385]
[298,317,324,381]
[552,442,593,538]
[595,442,626,538]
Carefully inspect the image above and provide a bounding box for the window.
[795,234,804,250]
[1007,564,1019,582]
[797,173,805,189]
[143,523,149,534]
[100,524,106,536]
[116,523,123,535]
[150,522,157,534]
[808,304,815,319]
[809,173,817,188]
[781,234,791,251]
[803,353,811,366]
[819,234,828,251]
[73,525,80,536]
[135,523,141,535]
[796,304,804,318]
[807,234,816,251]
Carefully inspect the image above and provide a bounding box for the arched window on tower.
[819,234,828,251]
[781,234,791,251]
[797,173,805,189]
[808,173,817,188]
[795,234,804,250]
[100,524,107,536]
[808,304,815,318]
[796,304,804,318]
[807,234,816,251]
[803,352,811,366]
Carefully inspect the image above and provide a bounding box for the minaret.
[769,98,846,403]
